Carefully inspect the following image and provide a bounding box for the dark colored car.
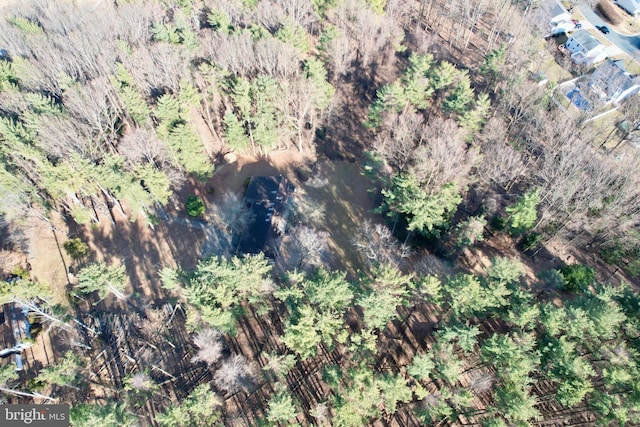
[597,25,610,34]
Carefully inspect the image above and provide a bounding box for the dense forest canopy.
[0,0,640,426]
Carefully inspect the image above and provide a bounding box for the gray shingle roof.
[570,30,601,52]
[237,175,294,255]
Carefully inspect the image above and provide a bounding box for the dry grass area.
[602,3,640,35]
[532,43,572,84]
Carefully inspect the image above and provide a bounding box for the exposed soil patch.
[206,151,312,202]
[298,160,382,275]
[21,212,71,305]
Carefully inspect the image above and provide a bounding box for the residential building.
[564,30,607,65]
[548,0,572,25]
[614,0,640,16]
[587,59,640,105]
[552,20,576,35]
[236,175,294,255]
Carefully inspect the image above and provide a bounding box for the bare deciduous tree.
[122,43,188,96]
[118,127,168,166]
[476,117,525,190]
[331,0,404,75]
[374,113,478,193]
[374,110,424,172]
[276,225,331,272]
[202,32,301,79]
[468,367,494,394]
[310,402,330,426]
[411,117,478,192]
[191,328,224,366]
[292,196,326,225]
[210,193,254,236]
[64,77,124,154]
[128,372,155,392]
[352,220,411,267]
[213,354,256,394]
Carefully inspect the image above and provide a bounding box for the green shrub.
[186,195,205,217]
[63,238,90,260]
[521,232,542,252]
[600,243,625,265]
[537,269,565,291]
[625,259,640,278]
[559,264,595,293]
[70,205,92,225]
[12,266,30,280]
[491,215,506,231]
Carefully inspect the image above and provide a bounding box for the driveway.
[579,6,640,57]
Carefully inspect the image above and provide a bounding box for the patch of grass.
[596,0,624,25]
[531,39,572,84]
[624,59,640,75]
[539,56,572,84]
[557,92,571,109]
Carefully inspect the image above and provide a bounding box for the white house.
[614,0,640,16]
[549,0,572,25]
[587,59,640,105]
[552,20,576,35]
[564,30,607,65]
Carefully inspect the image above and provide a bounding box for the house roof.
[236,176,294,255]
[569,29,601,52]
[589,59,639,100]
[550,0,569,18]
[618,0,640,12]
[244,176,284,203]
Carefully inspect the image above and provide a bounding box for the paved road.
[579,6,640,58]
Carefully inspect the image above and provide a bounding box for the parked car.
[597,25,610,34]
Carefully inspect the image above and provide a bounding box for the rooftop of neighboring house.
[588,59,640,101]
[550,0,570,19]
[568,29,601,52]
[615,0,640,12]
